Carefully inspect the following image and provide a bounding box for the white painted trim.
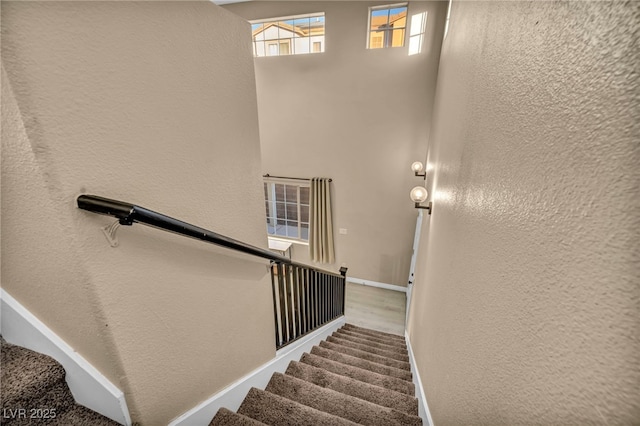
[405,330,434,426]
[169,316,346,426]
[347,277,407,293]
[0,289,131,426]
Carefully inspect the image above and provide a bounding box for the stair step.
[1,340,67,410]
[335,329,407,350]
[237,387,357,426]
[285,361,418,415]
[209,408,267,426]
[300,353,415,395]
[1,338,119,426]
[342,324,407,342]
[319,341,412,371]
[333,329,407,350]
[266,373,422,426]
[310,346,413,381]
[327,335,410,362]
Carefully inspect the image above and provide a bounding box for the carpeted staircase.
[0,336,118,425]
[210,323,421,426]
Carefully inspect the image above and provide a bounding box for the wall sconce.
[410,186,432,214]
[411,161,426,179]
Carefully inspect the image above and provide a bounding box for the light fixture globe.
[410,186,428,203]
[410,161,424,173]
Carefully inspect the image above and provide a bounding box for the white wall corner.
[405,330,435,426]
[0,289,132,426]
[169,316,346,426]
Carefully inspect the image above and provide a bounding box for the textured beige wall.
[1,2,275,424]
[225,1,447,286]
[407,1,640,424]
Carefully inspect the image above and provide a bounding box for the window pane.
[254,41,265,57]
[300,205,309,222]
[252,23,264,41]
[301,223,309,240]
[286,204,298,221]
[285,185,298,203]
[293,18,310,37]
[391,28,405,47]
[300,187,310,204]
[275,219,287,237]
[263,183,269,199]
[275,184,285,202]
[389,7,407,24]
[267,220,276,235]
[370,8,390,30]
[276,202,285,219]
[286,221,299,238]
[265,201,270,217]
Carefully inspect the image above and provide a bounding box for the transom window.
[264,181,310,242]
[251,13,325,57]
[368,3,408,49]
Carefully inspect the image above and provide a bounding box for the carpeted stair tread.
[265,373,421,426]
[331,330,407,353]
[319,341,412,372]
[311,345,413,381]
[342,324,406,342]
[237,387,357,426]
[1,340,67,409]
[1,338,119,426]
[285,361,418,415]
[327,335,410,362]
[209,408,268,426]
[343,323,406,340]
[335,329,407,350]
[299,352,415,395]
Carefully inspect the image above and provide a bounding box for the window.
[264,181,310,242]
[408,12,427,55]
[368,3,408,49]
[251,13,325,57]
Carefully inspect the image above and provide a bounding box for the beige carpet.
[210,324,421,425]
[0,336,118,426]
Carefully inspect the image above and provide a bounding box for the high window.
[264,180,310,242]
[251,13,325,57]
[368,3,408,49]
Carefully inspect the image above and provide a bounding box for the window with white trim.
[264,181,310,242]
[251,13,325,57]
[367,3,408,49]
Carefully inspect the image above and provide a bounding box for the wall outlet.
[339,228,348,235]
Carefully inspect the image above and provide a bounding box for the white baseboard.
[405,330,434,426]
[169,316,346,426]
[0,289,132,426]
[347,277,407,293]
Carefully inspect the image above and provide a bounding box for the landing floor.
[344,282,406,336]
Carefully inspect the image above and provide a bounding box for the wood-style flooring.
[344,282,406,336]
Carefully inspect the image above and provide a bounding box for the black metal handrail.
[76,194,342,278]
[77,194,347,349]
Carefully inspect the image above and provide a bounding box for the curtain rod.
[263,174,332,182]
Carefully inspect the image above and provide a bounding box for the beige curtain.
[309,178,335,264]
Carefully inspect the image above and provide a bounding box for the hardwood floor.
[344,282,406,336]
